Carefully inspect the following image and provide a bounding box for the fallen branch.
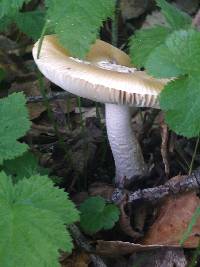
[112,168,200,205]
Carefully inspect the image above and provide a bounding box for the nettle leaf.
[160,75,200,137]
[0,93,31,164]
[129,26,171,68]
[0,172,79,267]
[80,196,120,234]
[145,29,200,78]
[15,11,46,40]
[0,0,32,19]
[165,29,200,74]
[156,0,192,30]
[0,15,13,31]
[145,44,184,78]
[47,0,115,58]
[3,151,49,182]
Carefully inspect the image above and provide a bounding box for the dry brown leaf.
[9,80,50,119]
[50,98,77,114]
[96,240,177,256]
[89,182,115,200]
[142,191,200,247]
[128,248,187,267]
[142,10,167,29]
[27,102,46,120]
[60,252,90,267]
[120,0,154,20]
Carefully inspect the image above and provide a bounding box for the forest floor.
[1,0,200,266]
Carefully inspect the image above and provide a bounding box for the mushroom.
[32,35,168,185]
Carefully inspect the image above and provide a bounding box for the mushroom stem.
[105,103,147,185]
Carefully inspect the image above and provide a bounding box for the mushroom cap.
[32,35,168,108]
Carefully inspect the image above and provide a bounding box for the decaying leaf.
[89,182,115,200]
[128,248,187,267]
[60,252,90,267]
[9,79,50,119]
[142,190,200,247]
[96,240,178,256]
[120,0,154,20]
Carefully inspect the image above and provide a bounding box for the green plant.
[0,92,79,266]
[2,0,200,264]
[0,171,79,267]
[129,0,200,138]
[0,92,30,164]
[0,0,115,54]
[0,1,119,264]
[79,196,120,234]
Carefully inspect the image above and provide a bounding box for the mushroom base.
[105,103,147,185]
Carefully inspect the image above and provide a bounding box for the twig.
[189,137,200,175]
[160,122,170,177]
[69,224,108,267]
[112,167,200,205]
[26,91,94,107]
[27,91,71,103]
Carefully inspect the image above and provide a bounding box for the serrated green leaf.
[15,11,46,40]
[47,0,115,58]
[165,29,200,74]
[145,29,200,78]
[156,0,192,30]
[145,44,184,78]
[160,75,200,137]
[0,93,31,164]
[129,26,171,68]
[80,196,120,234]
[102,205,120,230]
[0,0,32,19]
[0,172,79,267]
[15,174,79,225]
[0,15,13,32]
[3,151,49,182]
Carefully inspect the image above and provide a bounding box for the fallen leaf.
[120,0,154,20]
[128,248,187,267]
[142,191,200,247]
[60,251,90,267]
[96,240,178,256]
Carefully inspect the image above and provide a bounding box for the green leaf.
[160,75,200,137]
[46,0,115,58]
[145,29,200,78]
[3,151,49,182]
[0,0,32,19]
[80,196,120,234]
[0,93,31,164]
[156,0,192,30]
[0,172,79,267]
[0,15,13,32]
[145,44,184,78]
[165,29,200,74]
[129,26,171,68]
[15,11,46,40]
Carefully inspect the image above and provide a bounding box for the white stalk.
[105,103,147,185]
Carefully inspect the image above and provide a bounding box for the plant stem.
[111,0,120,47]
[189,137,199,175]
[37,20,49,59]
